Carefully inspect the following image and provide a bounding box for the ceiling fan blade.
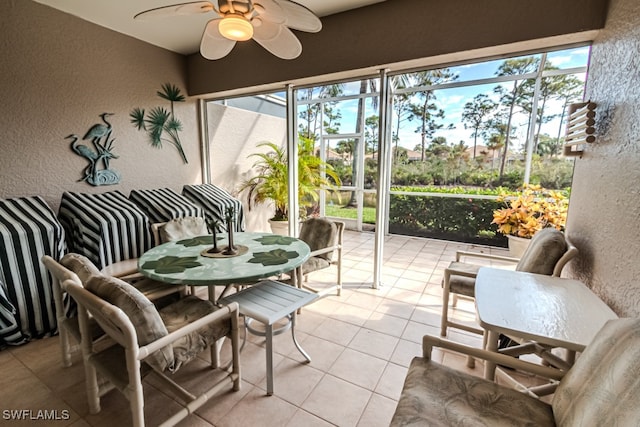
[200,18,237,59]
[253,25,302,59]
[134,1,215,20]
[253,0,286,24]
[278,0,322,32]
[252,18,282,41]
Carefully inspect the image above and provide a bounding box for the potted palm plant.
[239,137,341,234]
[492,184,568,257]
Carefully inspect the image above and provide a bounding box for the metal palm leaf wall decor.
[130,83,189,164]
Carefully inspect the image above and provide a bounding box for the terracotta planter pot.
[507,235,531,258]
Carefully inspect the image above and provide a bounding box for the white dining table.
[475,267,617,380]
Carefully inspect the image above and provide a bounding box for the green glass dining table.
[138,232,311,301]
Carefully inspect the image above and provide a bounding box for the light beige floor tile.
[411,305,442,327]
[286,409,335,427]
[328,348,387,391]
[301,374,371,427]
[311,317,360,347]
[389,339,423,367]
[0,354,55,408]
[385,288,422,305]
[374,362,408,400]
[270,357,325,405]
[286,335,345,372]
[375,298,415,320]
[237,340,284,388]
[216,386,298,427]
[194,380,253,424]
[363,311,408,337]
[349,328,399,361]
[357,393,398,427]
[330,302,373,327]
[343,291,384,310]
[175,416,215,426]
[393,277,427,293]
[401,320,441,344]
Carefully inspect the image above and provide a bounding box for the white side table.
[475,267,617,380]
[219,280,318,395]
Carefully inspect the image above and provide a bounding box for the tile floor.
[0,231,530,426]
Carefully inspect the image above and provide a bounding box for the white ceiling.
[34,0,385,55]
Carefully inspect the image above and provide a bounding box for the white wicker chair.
[392,318,640,426]
[43,255,241,427]
[295,217,344,297]
[441,228,578,338]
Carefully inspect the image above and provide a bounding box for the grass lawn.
[325,205,376,223]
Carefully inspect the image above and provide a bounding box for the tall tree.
[298,84,344,140]
[364,115,379,154]
[406,69,457,161]
[390,77,413,165]
[521,66,583,154]
[347,78,378,207]
[493,57,539,180]
[536,133,563,157]
[461,94,496,159]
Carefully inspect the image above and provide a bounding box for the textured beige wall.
[566,0,640,316]
[206,104,286,232]
[0,1,201,212]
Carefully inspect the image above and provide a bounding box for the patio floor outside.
[0,230,536,427]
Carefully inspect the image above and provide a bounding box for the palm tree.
[240,138,341,221]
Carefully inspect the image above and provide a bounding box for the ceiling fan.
[134,0,322,60]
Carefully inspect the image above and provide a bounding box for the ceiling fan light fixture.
[219,14,254,41]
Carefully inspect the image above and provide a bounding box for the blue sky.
[302,46,591,153]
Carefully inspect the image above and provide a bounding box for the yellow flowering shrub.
[492,184,568,238]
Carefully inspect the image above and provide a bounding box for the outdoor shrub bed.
[388,190,507,247]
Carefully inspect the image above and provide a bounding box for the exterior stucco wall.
[0,1,201,212]
[206,103,286,232]
[566,0,640,316]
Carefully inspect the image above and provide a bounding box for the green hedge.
[388,189,507,247]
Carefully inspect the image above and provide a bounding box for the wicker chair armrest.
[422,335,566,381]
[455,250,520,263]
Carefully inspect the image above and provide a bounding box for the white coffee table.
[219,280,318,395]
[475,267,617,380]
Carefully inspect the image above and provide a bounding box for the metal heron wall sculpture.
[68,112,121,186]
